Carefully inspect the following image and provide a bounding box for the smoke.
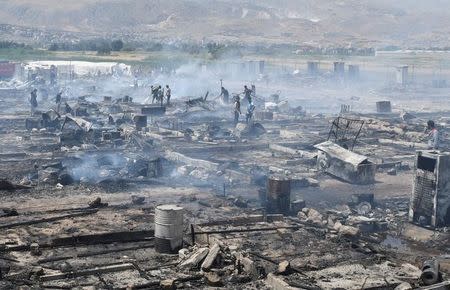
[63,153,127,183]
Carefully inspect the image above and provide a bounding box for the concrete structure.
[248,60,256,74]
[348,65,360,79]
[258,60,265,74]
[307,61,319,75]
[376,101,392,113]
[396,66,409,86]
[409,151,450,228]
[315,141,376,184]
[333,62,345,77]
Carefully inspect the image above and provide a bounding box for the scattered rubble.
[0,57,449,289]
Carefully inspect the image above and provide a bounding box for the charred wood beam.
[37,241,155,264]
[3,230,154,253]
[0,209,98,230]
[51,230,154,247]
[190,224,303,244]
[39,262,135,281]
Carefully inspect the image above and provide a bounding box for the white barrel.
[154,204,184,253]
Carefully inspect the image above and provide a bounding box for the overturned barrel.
[266,175,291,215]
[421,259,441,285]
[154,204,184,254]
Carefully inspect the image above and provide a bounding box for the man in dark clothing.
[220,86,229,104]
[165,85,171,105]
[243,85,252,104]
[158,85,164,106]
[64,102,73,115]
[151,85,158,104]
[233,95,241,126]
[55,91,62,113]
[29,89,38,116]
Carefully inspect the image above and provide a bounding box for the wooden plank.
[201,243,220,271]
[51,230,154,246]
[38,241,155,264]
[269,144,315,158]
[418,281,450,290]
[39,263,135,281]
[179,247,209,269]
[0,209,98,230]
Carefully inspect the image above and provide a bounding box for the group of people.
[226,84,256,126]
[150,85,171,106]
[27,85,443,151]
[29,88,69,116]
[219,84,256,126]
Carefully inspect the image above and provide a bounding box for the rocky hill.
[0,0,449,47]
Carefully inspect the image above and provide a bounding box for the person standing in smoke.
[55,91,62,114]
[29,89,38,116]
[165,85,171,106]
[134,75,138,89]
[64,102,73,115]
[243,85,252,104]
[425,120,440,150]
[151,85,158,104]
[108,114,115,125]
[233,95,241,126]
[246,102,256,124]
[220,86,229,104]
[158,85,164,106]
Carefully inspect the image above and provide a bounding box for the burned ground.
[0,64,449,290]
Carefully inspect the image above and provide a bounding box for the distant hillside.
[1,0,449,48]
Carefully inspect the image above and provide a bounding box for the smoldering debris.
[0,56,449,290]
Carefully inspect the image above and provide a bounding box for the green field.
[2,48,450,75]
[0,48,209,68]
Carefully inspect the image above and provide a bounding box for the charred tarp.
[314,141,376,184]
[409,151,450,228]
[60,115,94,146]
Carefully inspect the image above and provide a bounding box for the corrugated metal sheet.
[314,141,368,167]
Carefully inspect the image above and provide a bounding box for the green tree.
[48,43,59,51]
[111,39,124,51]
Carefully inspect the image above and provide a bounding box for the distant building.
[396,66,408,86]
[348,65,360,79]
[307,61,319,75]
[333,62,345,77]
[258,60,265,74]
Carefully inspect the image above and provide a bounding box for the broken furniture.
[315,141,376,184]
[327,116,364,150]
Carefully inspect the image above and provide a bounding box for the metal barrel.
[154,204,184,254]
[421,259,440,285]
